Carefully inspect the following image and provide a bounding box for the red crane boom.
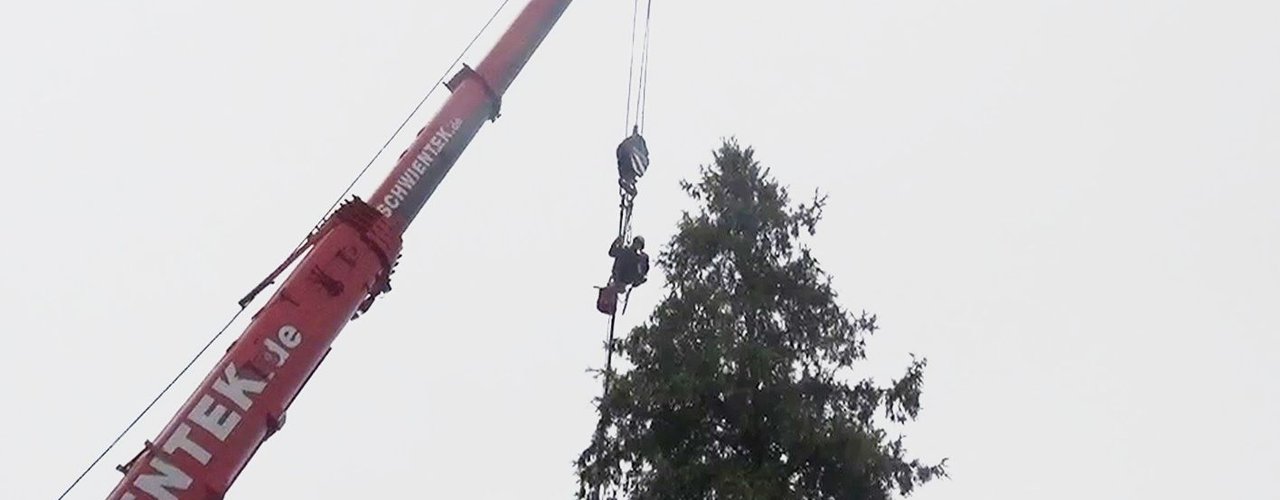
[107,1,573,498]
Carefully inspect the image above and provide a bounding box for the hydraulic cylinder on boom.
[107,1,573,498]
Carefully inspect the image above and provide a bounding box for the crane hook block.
[615,130,649,202]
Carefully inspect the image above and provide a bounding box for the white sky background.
[2,0,1276,498]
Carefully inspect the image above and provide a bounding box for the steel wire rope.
[623,0,642,135]
[637,0,654,133]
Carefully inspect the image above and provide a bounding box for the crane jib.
[102,1,575,498]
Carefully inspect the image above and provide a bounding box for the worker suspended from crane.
[609,235,649,289]
[596,127,652,316]
[596,234,648,315]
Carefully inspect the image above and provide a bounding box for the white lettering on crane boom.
[213,364,267,411]
[377,117,465,217]
[124,325,303,499]
[134,458,191,500]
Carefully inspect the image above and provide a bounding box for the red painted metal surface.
[371,0,573,230]
[107,1,574,498]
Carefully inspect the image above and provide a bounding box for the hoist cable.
[617,201,628,241]
[603,311,619,398]
[592,310,619,500]
[623,0,642,135]
[637,0,654,132]
[55,2,514,498]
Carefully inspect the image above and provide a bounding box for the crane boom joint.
[446,64,502,122]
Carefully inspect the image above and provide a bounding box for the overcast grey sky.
[3,0,1277,498]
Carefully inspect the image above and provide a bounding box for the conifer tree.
[576,139,946,499]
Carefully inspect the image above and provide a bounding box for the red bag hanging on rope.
[596,286,619,315]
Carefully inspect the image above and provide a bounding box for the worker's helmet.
[633,235,645,250]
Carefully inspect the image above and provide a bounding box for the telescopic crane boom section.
[107,2,573,498]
